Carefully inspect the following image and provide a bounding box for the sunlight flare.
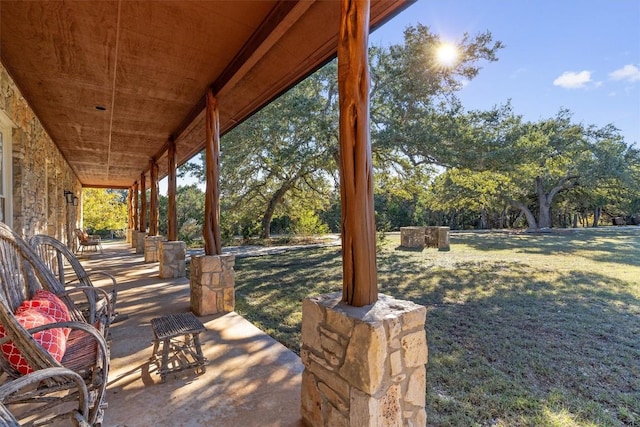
[435,42,459,68]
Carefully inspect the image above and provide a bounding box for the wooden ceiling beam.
[165,0,314,153]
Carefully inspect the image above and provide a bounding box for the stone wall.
[301,292,427,426]
[0,62,80,244]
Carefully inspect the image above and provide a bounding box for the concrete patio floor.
[79,241,304,427]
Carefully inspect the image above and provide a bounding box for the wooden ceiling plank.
[168,0,314,148]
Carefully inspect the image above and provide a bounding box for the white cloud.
[609,64,640,82]
[553,71,592,89]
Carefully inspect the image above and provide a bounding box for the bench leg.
[160,338,170,383]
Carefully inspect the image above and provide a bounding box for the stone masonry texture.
[190,254,235,315]
[301,292,427,426]
[1,63,80,245]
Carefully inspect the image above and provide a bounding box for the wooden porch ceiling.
[0,0,413,189]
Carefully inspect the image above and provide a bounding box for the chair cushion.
[17,290,71,339]
[0,308,67,375]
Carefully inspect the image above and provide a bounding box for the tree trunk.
[538,201,552,228]
[572,213,578,228]
[518,175,579,230]
[480,208,488,229]
[260,182,294,239]
[510,200,538,229]
[592,207,601,227]
[536,177,552,228]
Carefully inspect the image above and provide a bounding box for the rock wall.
[0,62,80,244]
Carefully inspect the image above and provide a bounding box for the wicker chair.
[0,222,109,426]
[74,229,103,255]
[29,234,118,336]
[0,367,91,426]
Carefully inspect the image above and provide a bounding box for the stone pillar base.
[135,231,147,254]
[144,235,165,263]
[437,226,450,251]
[159,240,186,278]
[190,254,235,316]
[301,292,427,427]
[130,230,138,248]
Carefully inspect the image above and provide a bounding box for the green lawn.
[233,227,640,427]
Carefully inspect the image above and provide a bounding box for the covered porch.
[1,1,427,425]
[84,240,304,426]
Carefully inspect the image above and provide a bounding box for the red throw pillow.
[17,290,71,339]
[0,308,67,375]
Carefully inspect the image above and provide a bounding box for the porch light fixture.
[64,190,75,204]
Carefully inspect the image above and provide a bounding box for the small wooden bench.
[150,312,207,383]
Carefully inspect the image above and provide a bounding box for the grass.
[233,227,640,427]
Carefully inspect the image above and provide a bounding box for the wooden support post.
[139,172,147,233]
[338,0,377,306]
[203,89,222,255]
[149,159,159,236]
[133,181,139,231]
[167,139,178,241]
[127,188,133,230]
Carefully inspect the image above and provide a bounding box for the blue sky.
[370,0,640,147]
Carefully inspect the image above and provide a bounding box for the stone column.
[144,235,165,263]
[135,230,146,254]
[301,292,427,427]
[159,240,186,278]
[189,254,235,316]
[437,227,450,251]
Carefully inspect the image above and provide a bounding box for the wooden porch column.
[203,89,222,255]
[167,139,178,241]
[139,172,147,233]
[191,89,232,314]
[337,0,377,307]
[133,181,139,231]
[127,187,133,228]
[149,159,159,236]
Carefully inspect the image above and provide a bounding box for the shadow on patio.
[80,241,304,427]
